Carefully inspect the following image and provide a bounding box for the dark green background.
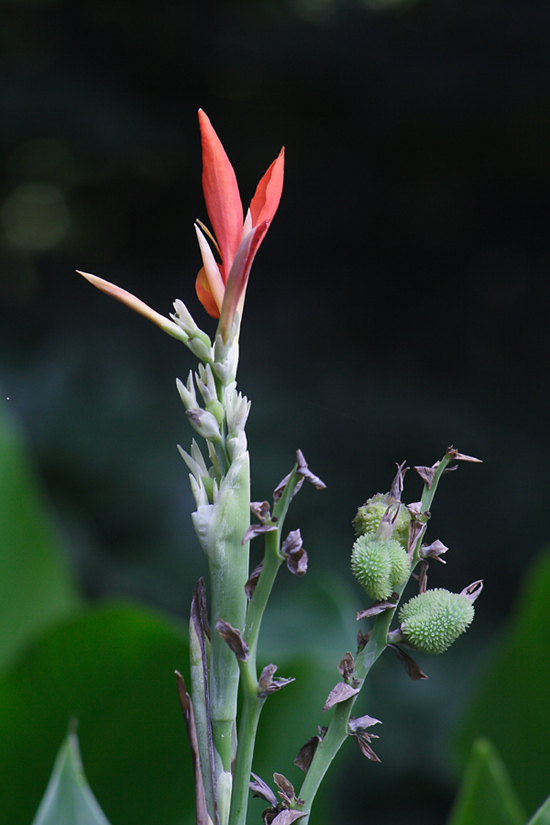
[1,0,549,822]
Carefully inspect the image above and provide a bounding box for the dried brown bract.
[215,619,249,661]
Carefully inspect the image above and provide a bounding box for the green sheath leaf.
[526,793,550,825]
[447,739,525,825]
[32,731,112,825]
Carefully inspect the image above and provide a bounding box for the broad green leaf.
[0,603,193,825]
[447,739,525,825]
[32,730,112,825]
[528,793,550,825]
[0,397,79,672]
[454,547,550,816]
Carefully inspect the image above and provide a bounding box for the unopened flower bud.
[351,535,410,601]
[225,385,250,435]
[353,494,411,548]
[171,299,211,346]
[186,408,222,442]
[176,373,198,410]
[398,588,475,654]
[177,443,205,483]
[188,337,212,363]
[213,334,239,385]
[190,476,208,508]
[226,430,247,462]
[196,363,218,406]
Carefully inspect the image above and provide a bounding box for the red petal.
[195,267,221,318]
[218,222,267,339]
[198,110,243,271]
[249,147,285,228]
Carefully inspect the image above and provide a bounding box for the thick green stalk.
[208,452,251,776]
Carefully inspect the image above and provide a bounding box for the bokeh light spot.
[6,138,76,189]
[1,183,70,251]
[287,0,340,23]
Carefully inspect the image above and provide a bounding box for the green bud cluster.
[353,494,411,548]
[399,588,475,654]
[351,535,410,601]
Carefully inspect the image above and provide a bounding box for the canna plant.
[37,111,488,825]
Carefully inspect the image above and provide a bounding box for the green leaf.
[0,603,193,825]
[0,397,79,672]
[32,730,112,825]
[454,548,550,815]
[527,793,550,825]
[447,739,525,825]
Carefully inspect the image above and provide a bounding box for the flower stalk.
[81,111,287,825]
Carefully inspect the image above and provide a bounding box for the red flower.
[79,111,283,347]
[195,110,284,337]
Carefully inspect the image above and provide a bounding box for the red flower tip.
[198,110,243,273]
[250,147,285,230]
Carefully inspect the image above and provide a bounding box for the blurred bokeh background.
[1,0,549,823]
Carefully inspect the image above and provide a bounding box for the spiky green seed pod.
[352,494,411,548]
[399,588,475,654]
[351,535,410,601]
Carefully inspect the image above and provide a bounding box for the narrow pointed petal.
[198,110,243,269]
[78,271,186,340]
[249,147,284,228]
[194,223,226,317]
[195,269,221,318]
[241,208,253,240]
[218,221,267,340]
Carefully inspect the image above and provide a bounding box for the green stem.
[297,605,395,820]
[420,453,452,513]
[243,465,302,668]
[228,661,265,825]
[355,598,397,680]
[243,529,283,666]
[273,465,302,523]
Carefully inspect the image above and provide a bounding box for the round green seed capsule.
[351,535,410,601]
[399,588,475,654]
[352,494,411,548]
